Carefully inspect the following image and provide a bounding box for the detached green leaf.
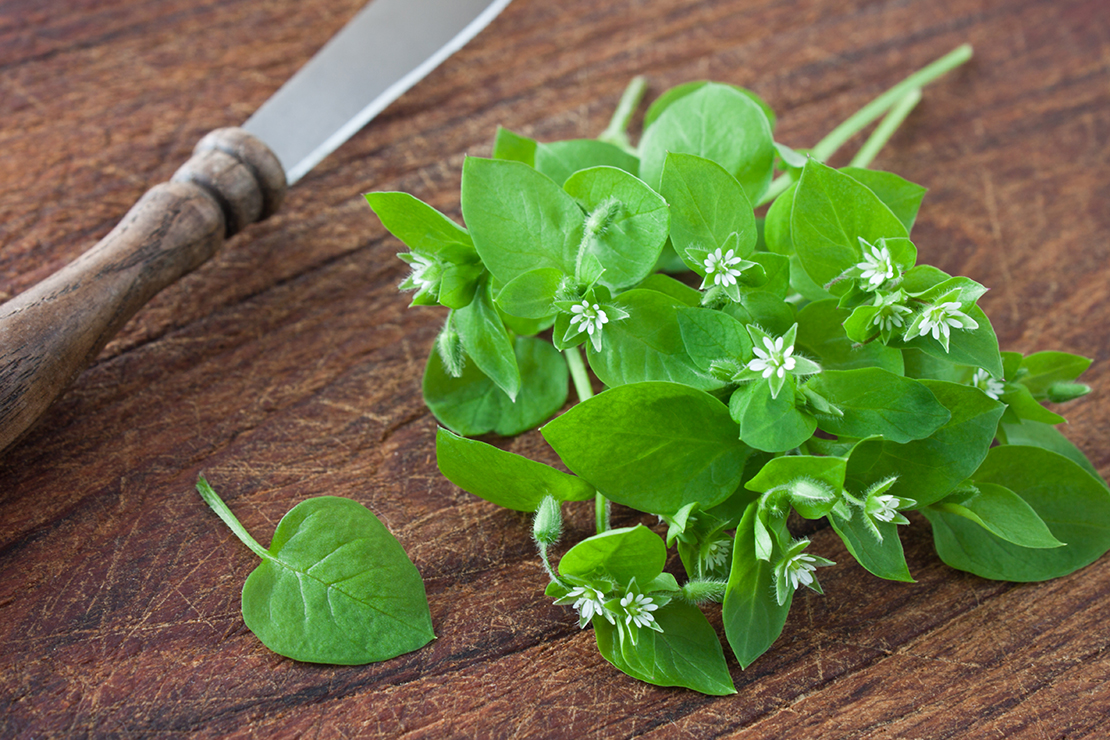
[594,599,736,695]
[542,382,751,516]
[197,479,434,665]
[435,428,595,512]
[924,446,1110,581]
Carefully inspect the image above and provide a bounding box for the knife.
[0,0,512,454]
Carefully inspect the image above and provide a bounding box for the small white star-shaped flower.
[564,586,613,626]
[407,253,439,290]
[855,239,897,288]
[869,494,901,523]
[971,368,1005,400]
[780,552,819,590]
[915,301,979,348]
[703,247,745,288]
[569,300,609,337]
[619,592,660,630]
[870,293,913,332]
[747,335,797,379]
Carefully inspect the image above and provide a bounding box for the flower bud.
[436,318,466,378]
[1047,382,1090,403]
[532,495,563,547]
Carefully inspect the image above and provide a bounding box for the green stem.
[196,476,271,561]
[755,44,972,207]
[598,75,647,154]
[848,87,922,169]
[563,347,610,534]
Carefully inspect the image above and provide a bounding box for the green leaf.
[839,167,927,233]
[845,380,1005,507]
[437,263,484,309]
[999,383,1066,425]
[585,289,720,391]
[732,381,816,453]
[924,446,1110,581]
[492,126,537,165]
[535,139,640,185]
[894,305,1003,378]
[723,502,792,668]
[423,336,568,437]
[828,500,914,582]
[795,300,904,374]
[542,382,751,516]
[1016,351,1092,398]
[764,182,796,256]
[559,525,666,585]
[634,273,704,307]
[564,166,670,289]
[806,368,951,443]
[197,479,434,665]
[452,277,521,401]
[930,482,1064,549]
[791,160,908,289]
[639,83,775,202]
[461,157,584,284]
[677,307,753,371]
[644,80,776,131]
[495,268,563,320]
[999,421,1107,488]
[660,152,757,272]
[435,428,595,512]
[365,191,474,257]
[594,599,736,695]
[745,455,845,519]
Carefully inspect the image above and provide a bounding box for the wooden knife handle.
[0,127,286,454]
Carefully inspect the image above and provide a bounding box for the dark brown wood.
[2,0,1109,737]
[0,127,285,452]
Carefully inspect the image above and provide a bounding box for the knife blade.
[0,0,512,454]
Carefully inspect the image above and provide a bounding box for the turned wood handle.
[0,128,287,454]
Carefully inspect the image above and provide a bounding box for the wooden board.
[2,0,1109,735]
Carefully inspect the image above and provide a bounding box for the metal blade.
[244,0,512,184]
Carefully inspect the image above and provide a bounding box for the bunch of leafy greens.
[197,477,434,664]
[366,44,1109,695]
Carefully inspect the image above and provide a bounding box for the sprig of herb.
[365,44,1109,694]
[197,477,434,664]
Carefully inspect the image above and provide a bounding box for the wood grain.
[1,0,1108,737]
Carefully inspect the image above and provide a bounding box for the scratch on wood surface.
[979,169,1022,324]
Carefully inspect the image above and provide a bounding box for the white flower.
[408,253,439,290]
[855,239,897,289]
[747,335,797,380]
[565,586,612,626]
[971,368,1005,400]
[569,300,609,338]
[703,537,732,570]
[703,247,745,288]
[914,301,979,348]
[618,592,660,630]
[780,552,819,590]
[870,494,901,523]
[871,293,913,332]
